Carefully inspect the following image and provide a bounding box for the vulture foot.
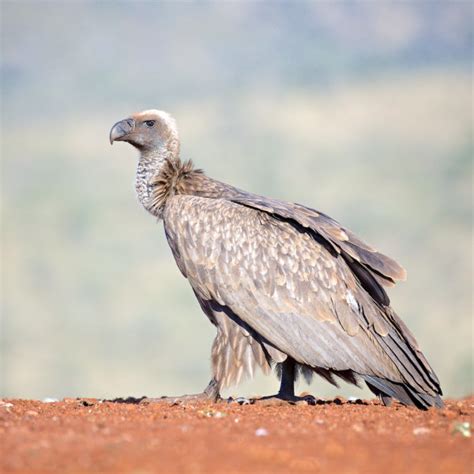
[251,356,317,405]
[227,393,317,406]
[227,355,317,406]
[139,379,221,405]
[252,393,317,406]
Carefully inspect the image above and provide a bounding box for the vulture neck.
[135,134,180,218]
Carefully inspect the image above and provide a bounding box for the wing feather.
[230,196,406,305]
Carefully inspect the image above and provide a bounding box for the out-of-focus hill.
[1,2,472,400]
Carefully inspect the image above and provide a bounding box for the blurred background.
[1,2,472,401]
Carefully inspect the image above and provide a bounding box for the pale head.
[109,109,179,153]
[110,109,181,216]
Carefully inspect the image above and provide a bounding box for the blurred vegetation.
[1,2,472,400]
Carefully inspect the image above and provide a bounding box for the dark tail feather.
[363,375,444,410]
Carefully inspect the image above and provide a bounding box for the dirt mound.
[1,396,472,473]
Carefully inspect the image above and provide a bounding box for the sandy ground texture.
[0,396,472,474]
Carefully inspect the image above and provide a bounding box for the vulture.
[109,109,443,409]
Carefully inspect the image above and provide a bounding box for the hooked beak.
[109,118,135,145]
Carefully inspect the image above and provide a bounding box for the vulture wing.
[163,194,442,408]
[230,194,407,307]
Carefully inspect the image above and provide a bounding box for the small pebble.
[235,397,251,405]
[79,400,94,407]
[198,409,227,418]
[255,428,268,437]
[352,423,364,433]
[452,422,471,438]
[413,427,430,436]
[42,398,59,403]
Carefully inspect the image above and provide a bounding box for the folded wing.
[163,194,442,408]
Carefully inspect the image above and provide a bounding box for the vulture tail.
[363,375,444,410]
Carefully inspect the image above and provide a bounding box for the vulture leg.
[140,378,221,405]
[253,357,317,405]
[279,356,297,397]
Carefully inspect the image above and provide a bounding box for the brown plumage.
[110,109,443,409]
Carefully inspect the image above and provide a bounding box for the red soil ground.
[0,396,472,474]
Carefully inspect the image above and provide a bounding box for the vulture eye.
[144,120,156,127]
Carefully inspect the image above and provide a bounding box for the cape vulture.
[110,109,443,409]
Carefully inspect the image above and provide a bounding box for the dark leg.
[275,357,316,403]
[140,378,221,405]
[278,357,296,397]
[250,357,316,405]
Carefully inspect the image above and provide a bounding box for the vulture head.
[109,109,178,153]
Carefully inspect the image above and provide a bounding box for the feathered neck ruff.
[147,158,204,218]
